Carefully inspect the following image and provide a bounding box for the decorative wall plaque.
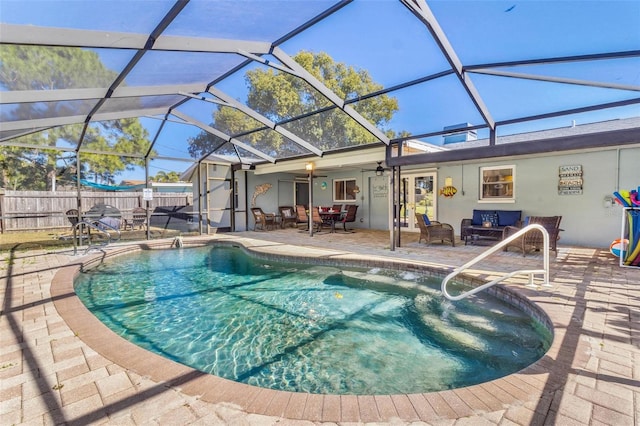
[558,165,583,195]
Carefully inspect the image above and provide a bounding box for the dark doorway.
[295,181,309,207]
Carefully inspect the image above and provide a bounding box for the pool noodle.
[634,211,640,265]
[630,215,640,265]
[613,191,631,207]
[624,211,636,265]
[624,210,640,266]
[630,233,640,266]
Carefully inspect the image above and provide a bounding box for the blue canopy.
[72,177,145,191]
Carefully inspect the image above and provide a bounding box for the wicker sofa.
[460,209,522,244]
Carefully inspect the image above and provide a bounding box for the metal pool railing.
[442,224,552,301]
[72,220,121,255]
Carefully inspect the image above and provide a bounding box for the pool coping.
[50,235,579,423]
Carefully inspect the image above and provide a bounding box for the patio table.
[319,210,345,233]
[463,226,503,245]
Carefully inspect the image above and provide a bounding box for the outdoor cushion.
[472,209,495,226]
[480,212,499,227]
[498,210,522,227]
[423,214,431,225]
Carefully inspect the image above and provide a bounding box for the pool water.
[74,246,551,395]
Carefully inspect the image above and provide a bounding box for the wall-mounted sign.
[142,188,153,201]
[371,176,388,198]
[558,165,583,195]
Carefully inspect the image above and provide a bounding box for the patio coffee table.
[463,226,503,245]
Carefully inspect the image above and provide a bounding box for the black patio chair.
[338,205,359,232]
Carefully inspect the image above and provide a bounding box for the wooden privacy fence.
[0,190,193,233]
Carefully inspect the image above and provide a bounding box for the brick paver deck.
[1,229,638,425]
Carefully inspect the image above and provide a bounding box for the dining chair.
[65,209,80,228]
[311,207,326,232]
[124,207,147,231]
[338,205,358,232]
[295,205,308,228]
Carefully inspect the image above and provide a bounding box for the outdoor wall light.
[375,162,385,176]
[445,176,453,187]
[305,162,314,171]
[241,163,253,170]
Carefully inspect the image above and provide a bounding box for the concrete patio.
[1,229,638,425]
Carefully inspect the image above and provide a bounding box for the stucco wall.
[239,145,638,248]
[246,170,380,231]
[436,146,639,248]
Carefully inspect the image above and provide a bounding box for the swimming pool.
[74,245,551,395]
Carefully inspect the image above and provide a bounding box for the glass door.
[400,173,436,231]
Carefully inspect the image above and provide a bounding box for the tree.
[188,51,402,159]
[0,45,152,189]
[151,171,181,182]
[80,119,151,184]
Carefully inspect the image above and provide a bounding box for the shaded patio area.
[1,229,638,425]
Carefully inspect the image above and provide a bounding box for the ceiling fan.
[361,161,386,176]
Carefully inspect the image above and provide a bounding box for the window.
[480,165,515,201]
[333,178,358,202]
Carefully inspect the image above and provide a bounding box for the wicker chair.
[415,213,455,246]
[278,206,298,228]
[502,216,563,256]
[251,207,276,231]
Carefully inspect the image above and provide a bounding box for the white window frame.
[333,178,358,202]
[479,165,515,203]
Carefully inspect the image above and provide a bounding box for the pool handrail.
[72,220,121,255]
[441,224,551,301]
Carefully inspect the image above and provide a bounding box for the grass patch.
[0,228,185,252]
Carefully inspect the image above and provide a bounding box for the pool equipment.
[623,208,640,266]
[614,189,640,207]
[612,187,640,267]
[613,190,631,207]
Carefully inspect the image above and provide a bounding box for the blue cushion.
[523,216,530,226]
[472,209,495,226]
[498,210,522,227]
[480,213,499,227]
[422,214,431,225]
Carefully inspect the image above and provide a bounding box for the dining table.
[319,209,345,233]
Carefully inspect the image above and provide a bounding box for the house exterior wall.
[240,144,638,248]
[245,170,380,231]
[434,145,639,248]
[242,172,298,231]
